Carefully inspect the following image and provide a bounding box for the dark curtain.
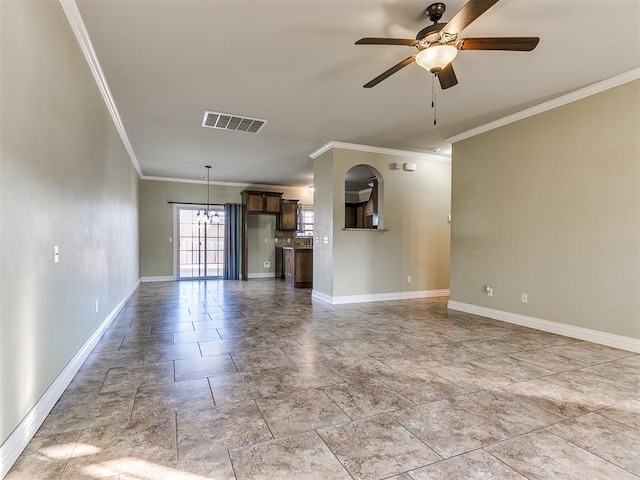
[224,203,241,280]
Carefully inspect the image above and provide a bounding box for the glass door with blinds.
[177,206,225,279]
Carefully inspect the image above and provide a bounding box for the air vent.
[201,111,267,134]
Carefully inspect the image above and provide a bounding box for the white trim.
[172,204,179,281]
[140,276,174,283]
[59,0,142,178]
[0,280,140,479]
[313,289,450,305]
[311,290,334,304]
[446,68,640,144]
[141,175,305,191]
[447,301,640,354]
[309,141,451,162]
[248,273,276,279]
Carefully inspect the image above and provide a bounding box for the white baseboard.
[248,273,276,279]
[313,289,449,305]
[311,290,333,304]
[447,300,640,353]
[0,280,140,479]
[140,275,174,282]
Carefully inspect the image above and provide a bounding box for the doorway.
[177,206,225,279]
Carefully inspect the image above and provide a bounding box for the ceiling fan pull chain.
[432,73,438,126]
[431,73,435,109]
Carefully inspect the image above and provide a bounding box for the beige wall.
[247,215,276,276]
[312,151,335,295]
[313,148,451,298]
[139,179,313,277]
[450,80,640,339]
[1,0,139,446]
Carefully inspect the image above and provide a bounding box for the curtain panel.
[223,203,241,279]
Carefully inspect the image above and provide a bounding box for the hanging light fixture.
[196,165,219,224]
[414,45,458,73]
[414,44,458,127]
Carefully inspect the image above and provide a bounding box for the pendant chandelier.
[196,165,219,224]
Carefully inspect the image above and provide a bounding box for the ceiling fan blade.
[438,63,458,90]
[356,37,419,46]
[363,56,416,88]
[457,37,540,51]
[443,0,500,35]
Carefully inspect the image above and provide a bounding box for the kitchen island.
[283,246,313,288]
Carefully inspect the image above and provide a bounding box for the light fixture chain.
[206,166,210,215]
[202,165,218,225]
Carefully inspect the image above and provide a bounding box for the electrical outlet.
[264,261,271,269]
[53,245,59,263]
[407,276,412,283]
[521,293,528,303]
[95,300,99,313]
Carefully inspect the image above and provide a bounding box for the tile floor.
[7,280,640,480]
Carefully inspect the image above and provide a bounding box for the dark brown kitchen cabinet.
[284,247,313,288]
[279,199,298,231]
[242,190,283,214]
[345,202,372,228]
[264,193,282,213]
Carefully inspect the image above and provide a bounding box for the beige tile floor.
[7,280,640,479]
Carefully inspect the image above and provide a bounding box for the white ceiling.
[75,0,640,186]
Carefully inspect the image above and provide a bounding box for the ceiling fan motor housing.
[416,23,445,43]
[426,2,446,22]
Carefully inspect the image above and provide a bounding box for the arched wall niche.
[344,164,384,229]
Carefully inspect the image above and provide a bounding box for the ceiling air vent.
[201,111,267,134]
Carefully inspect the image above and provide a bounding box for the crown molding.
[59,0,142,177]
[309,141,451,162]
[446,68,640,144]
[140,175,308,190]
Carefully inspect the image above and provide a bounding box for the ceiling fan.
[355,0,539,89]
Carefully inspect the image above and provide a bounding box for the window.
[297,205,314,237]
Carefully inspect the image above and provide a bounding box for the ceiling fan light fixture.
[415,45,458,73]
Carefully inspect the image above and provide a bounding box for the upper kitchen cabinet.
[279,199,299,231]
[242,190,282,214]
